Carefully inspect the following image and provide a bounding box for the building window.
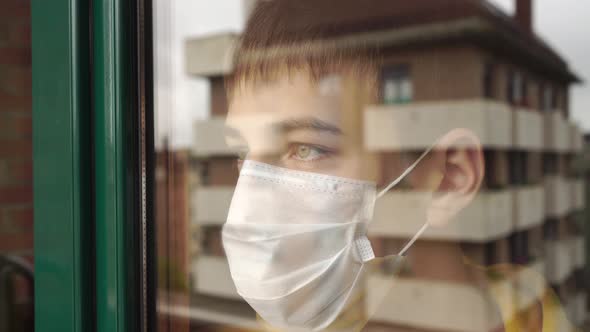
[542,153,558,175]
[507,71,527,106]
[381,65,412,104]
[483,63,495,99]
[483,150,508,189]
[541,84,554,112]
[484,242,496,265]
[509,151,527,185]
[509,231,530,265]
[553,87,561,110]
[543,220,558,240]
[514,72,523,103]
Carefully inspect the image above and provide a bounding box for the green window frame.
[32,0,150,331]
[32,0,93,331]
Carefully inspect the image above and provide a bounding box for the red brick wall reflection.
[0,0,34,331]
[156,148,190,332]
[0,0,33,259]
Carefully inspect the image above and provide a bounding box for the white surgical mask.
[222,149,432,331]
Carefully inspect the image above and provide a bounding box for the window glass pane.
[382,80,398,105]
[399,78,413,103]
[382,65,411,104]
[513,72,523,104]
[544,85,554,112]
[483,63,495,99]
[151,1,589,331]
[0,0,34,331]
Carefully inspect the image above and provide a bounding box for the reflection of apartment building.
[155,148,192,332]
[186,0,586,331]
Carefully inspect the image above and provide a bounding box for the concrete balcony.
[364,100,512,151]
[514,260,546,311]
[186,33,238,77]
[543,112,570,152]
[192,186,234,225]
[564,295,586,329]
[192,117,239,157]
[573,293,587,327]
[512,185,545,231]
[367,275,507,332]
[545,239,573,284]
[369,190,513,242]
[544,176,570,218]
[513,109,544,150]
[191,255,240,299]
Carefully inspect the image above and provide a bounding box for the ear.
[426,128,484,227]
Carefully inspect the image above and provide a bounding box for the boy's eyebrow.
[223,116,342,142]
[277,117,342,135]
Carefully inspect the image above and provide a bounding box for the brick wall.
[0,0,34,330]
[155,149,190,281]
[210,76,229,117]
[155,149,190,332]
[382,45,484,101]
[0,0,33,260]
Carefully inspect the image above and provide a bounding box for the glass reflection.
[153,1,588,331]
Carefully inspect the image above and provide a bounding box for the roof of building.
[242,0,579,83]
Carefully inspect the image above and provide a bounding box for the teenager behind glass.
[216,1,579,331]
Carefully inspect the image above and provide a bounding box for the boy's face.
[225,71,382,182]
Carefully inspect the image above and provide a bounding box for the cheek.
[329,148,380,182]
[357,150,381,183]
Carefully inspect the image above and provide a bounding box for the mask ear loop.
[376,145,434,199]
[375,144,436,256]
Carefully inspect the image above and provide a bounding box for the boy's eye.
[290,144,328,162]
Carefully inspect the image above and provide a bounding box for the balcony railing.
[367,274,507,332]
[191,255,240,299]
[194,102,583,154]
[513,108,544,150]
[543,112,570,152]
[512,185,545,231]
[192,186,234,225]
[545,239,573,284]
[569,178,586,211]
[192,117,238,157]
[364,99,512,151]
[186,33,238,77]
[544,176,570,218]
[193,186,538,241]
[369,190,513,242]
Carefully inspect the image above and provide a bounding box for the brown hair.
[225,0,382,99]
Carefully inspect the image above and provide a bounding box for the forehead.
[228,72,343,119]
[226,69,377,145]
